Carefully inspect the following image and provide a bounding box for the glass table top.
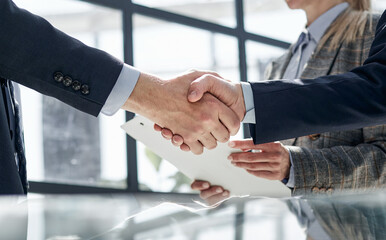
[0,191,385,240]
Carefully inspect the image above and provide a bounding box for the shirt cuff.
[101,64,141,116]
[240,82,256,124]
[286,149,295,188]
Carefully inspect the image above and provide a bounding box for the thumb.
[188,74,233,103]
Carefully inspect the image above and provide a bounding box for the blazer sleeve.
[287,128,386,196]
[0,0,123,116]
[249,10,386,144]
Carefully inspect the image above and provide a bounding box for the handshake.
[122,70,246,154]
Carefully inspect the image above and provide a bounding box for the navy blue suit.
[0,0,123,194]
[250,10,386,144]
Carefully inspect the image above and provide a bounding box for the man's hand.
[154,75,246,151]
[191,180,229,206]
[228,140,290,180]
[188,74,246,121]
[154,124,190,151]
[122,70,241,154]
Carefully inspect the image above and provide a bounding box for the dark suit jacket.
[0,0,123,194]
[249,10,386,144]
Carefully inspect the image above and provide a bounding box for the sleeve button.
[54,72,64,82]
[308,134,321,141]
[63,76,73,87]
[72,81,81,91]
[81,84,90,95]
[312,186,320,193]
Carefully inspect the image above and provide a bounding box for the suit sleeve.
[287,127,386,196]
[249,10,386,144]
[0,0,123,116]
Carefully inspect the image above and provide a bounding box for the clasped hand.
[122,70,245,154]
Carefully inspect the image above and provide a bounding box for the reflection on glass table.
[0,191,384,240]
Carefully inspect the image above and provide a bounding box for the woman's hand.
[191,180,230,206]
[228,139,291,181]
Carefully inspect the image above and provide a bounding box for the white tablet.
[122,115,290,197]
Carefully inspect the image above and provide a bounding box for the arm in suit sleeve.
[249,10,386,144]
[0,0,124,116]
[288,129,386,196]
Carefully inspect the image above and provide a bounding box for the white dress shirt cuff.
[240,82,256,124]
[286,149,295,188]
[101,64,140,116]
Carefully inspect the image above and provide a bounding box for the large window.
[15,0,128,191]
[13,0,384,194]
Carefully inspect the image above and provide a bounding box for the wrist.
[122,72,163,118]
[283,147,291,179]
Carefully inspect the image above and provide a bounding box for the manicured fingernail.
[227,155,233,160]
[228,142,235,147]
[203,183,210,188]
[222,191,229,197]
[216,188,223,193]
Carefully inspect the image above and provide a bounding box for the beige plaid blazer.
[264,14,385,196]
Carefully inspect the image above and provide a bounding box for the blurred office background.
[12,0,386,194]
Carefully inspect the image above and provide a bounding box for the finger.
[206,191,230,206]
[180,143,190,151]
[251,142,283,152]
[228,139,255,149]
[171,135,184,146]
[160,128,173,140]
[198,133,217,150]
[185,69,224,79]
[228,152,279,162]
[188,74,233,103]
[210,123,230,143]
[198,94,238,138]
[187,141,204,155]
[191,180,210,190]
[200,186,224,199]
[247,170,279,180]
[154,124,162,131]
[229,140,282,152]
[233,162,276,171]
[217,103,240,136]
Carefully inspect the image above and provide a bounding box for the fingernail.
[231,161,236,166]
[203,183,210,188]
[227,155,233,160]
[189,91,197,98]
[222,191,229,197]
[216,188,223,193]
[228,141,235,147]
